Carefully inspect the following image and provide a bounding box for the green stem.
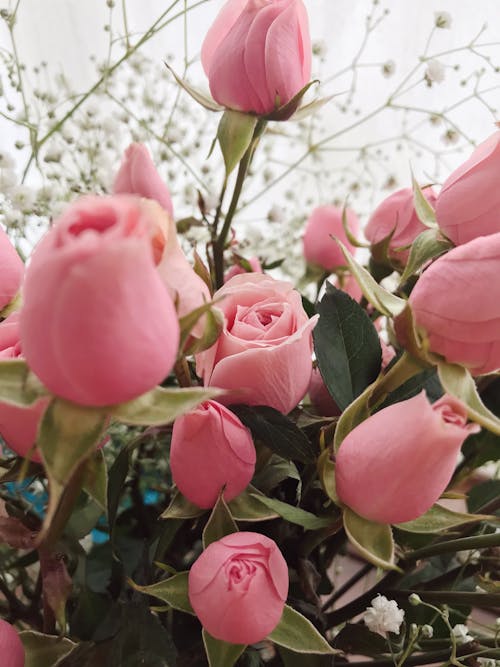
[368,351,426,410]
[406,531,500,561]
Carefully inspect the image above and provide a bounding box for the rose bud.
[303,206,360,272]
[0,312,49,463]
[201,0,311,116]
[335,392,480,524]
[170,400,256,508]
[0,619,25,667]
[189,532,288,644]
[327,274,362,302]
[224,256,262,283]
[196,273,318,414]
[20,195,180,407]
[365,187,437,264]
[400,232,500,375]
[114,144,211,338]
[436,130,500,245]
[0,224,24,312]
[113,143,174,218]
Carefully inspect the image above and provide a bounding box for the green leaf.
[333,238,406,317]
[332,623,388,657]
[0,359,48,406]
[396,504,494,533]
[438,362,500,435]
[230,405,316,464]
[228,485,279,521]
[107,444,132,552]
[37,399,108,547]
[333,383,371,452]
[165,62,223,112]
[317,449,339,504]
[129,571,194,615]
[178,299,223,354]
[217,109,258,177]
[82,449,107,512]
[19,631,75,667]
[161,489,205,520]
[202,493,238,548]
[412,174,438,229]
[202,630,246,667]
[343,507,399,571]
[290,94,334,122]
[467,480,500,513]
[314,285,382,410]
[378,366,443,411]
[183,305,225,356]
[112,385,222,426]
[249,494,334,530]
[268,605,337,654]
[278,647,333,667]
[398,228,452,285]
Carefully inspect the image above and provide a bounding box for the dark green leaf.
[129,571,194,615]
[378,366,443,410]
[313,285,382,410]
[467,480,500,513]
[230,405,316,463]
[228,485,279,522]
[396,504,494,533]
[20,631,75,667]
[249,495,335,530]
[202,630,246,667]
[268,605,337,654]
[202,493,238,548]
[332,623,388,656]
[160,490,204,520]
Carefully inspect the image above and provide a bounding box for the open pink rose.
[189,531,288,644]
[114,144,211,339]
[365,187,437,264]
[401,232,500,375]
[0,313,48,463]
[0,224,24,312]
[20,195,180,407]
[196,273,318,414]
[303,206,359,272]
[0,619,25,667]
[335,392,480,524]
[170,400,256,508]
[436,130,500,245]
[201,0,311,115]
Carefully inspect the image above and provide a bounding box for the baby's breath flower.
[452,624,474,645]
[364,595,405,636]
[425,59,445,84]
[435,11,452,29]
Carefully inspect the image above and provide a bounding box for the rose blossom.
[20,195,180,407]
[0,224,24,312]
[335,392,480,524]
[201,0,311,116]
[188,532,288,644]
[170,400,256,508]
[303,206,360,272]
[436,130,500,245]
[0,619,25,667]
[400,232,500,375]
[196,273,318,414]
[365,187,437,264]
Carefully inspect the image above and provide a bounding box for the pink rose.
[303,206,360,272]
[308,367,341,417]
[335,392,480,524]
[113,143,174,218]
[400,232,500,375]
[0,313,48,463]
[196,273,318,414]
[170,400,256,508]
[327,274,362,302]
[0,619,25,667]
[114,144,211,338]
[365,187,437,264]
[188,531,288,644]
[224,256,262,283]
[0,224,24,312]
[436,130,500,245]
[20,195,180,407]
[201,0,311,116]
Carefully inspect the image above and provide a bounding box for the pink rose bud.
[196,273,318,414]
[303,206,360,272]
[308,367,341,417]
[0,224,24,312]
[436,130,500,245]
[365,187,437,264]
[0,619,25,667]
[201,0,311,115]
[170,400,256,508]
[189,531,288,644]
[0,312,48,463]
[327,274,363,302]
[114,144,211,338]
[402,232,500,375]
[335,392,480,524]
[113,143,174,218]
[224,256,262,283]
[20,195,180,407]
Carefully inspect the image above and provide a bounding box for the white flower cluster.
[363,595,405,636]
[452,623,474,644]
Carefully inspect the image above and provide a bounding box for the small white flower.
[364,595,405,636]
[382,60,396,78]
[421,624,434,639]
[312,40,327,59]
[9,185,36,211]
[0,153,16,170]
[452,623,474,644]
[435,11,452,29]
[267,204,285,223]
[0,168,18,192]
[477,659,500,667]
[425,60,446,84]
